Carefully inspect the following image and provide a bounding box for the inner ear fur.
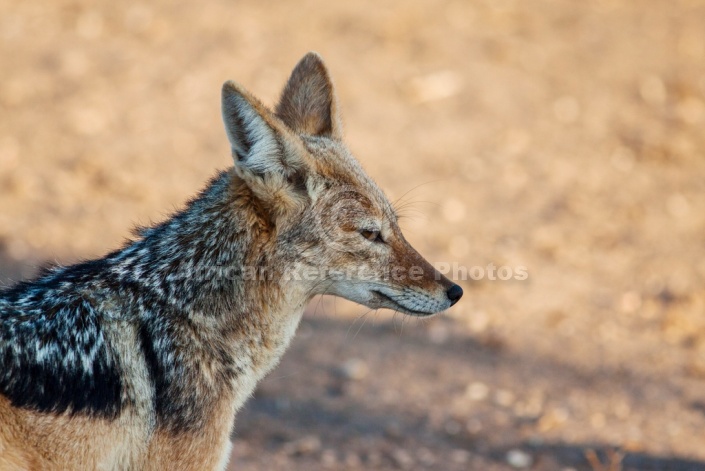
[276,52,342,139]
[221,80,311,222]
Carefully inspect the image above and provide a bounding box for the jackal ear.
[276,52,342,139]
[222,81,309,218]
[222,81,283,173]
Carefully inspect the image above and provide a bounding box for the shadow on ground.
[231,316,705,471]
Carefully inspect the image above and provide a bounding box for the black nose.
[446,284,463,306]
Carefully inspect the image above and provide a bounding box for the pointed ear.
[222,81,309,219]
[222,80,283,174]
[276,52,342,139]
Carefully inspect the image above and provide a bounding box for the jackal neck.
[111,170,271,314]
[113,169,299,433]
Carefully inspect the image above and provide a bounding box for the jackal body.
[0,53,461,470]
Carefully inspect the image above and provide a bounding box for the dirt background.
[1,0,705,470]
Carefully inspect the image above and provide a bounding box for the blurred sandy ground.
[1,0,705,469]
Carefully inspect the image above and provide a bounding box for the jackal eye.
[360,229,383,243]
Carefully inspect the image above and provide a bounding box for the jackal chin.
[368,287,452,317]
[329,285,455,317]
[327,278,463,317]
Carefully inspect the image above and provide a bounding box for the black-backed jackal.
[0,53,462,470]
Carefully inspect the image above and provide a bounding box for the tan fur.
[0,395,146,471]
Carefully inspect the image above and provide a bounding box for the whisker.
[345,308,374,342]
[352,310,371,342]
[391,179,445,211]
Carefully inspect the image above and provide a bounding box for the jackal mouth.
[370,290,438,317]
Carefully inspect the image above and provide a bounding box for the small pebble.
[407,70,462,104]
[321,449,337,467]
[465,382,489,401]
[340,358,369,381]
[506,449,533,468]
[494,389,516,407]
[391,449,415,469]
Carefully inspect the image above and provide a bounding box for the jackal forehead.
[301,137,395,221]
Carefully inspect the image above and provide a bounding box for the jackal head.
[221,52,462,316]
